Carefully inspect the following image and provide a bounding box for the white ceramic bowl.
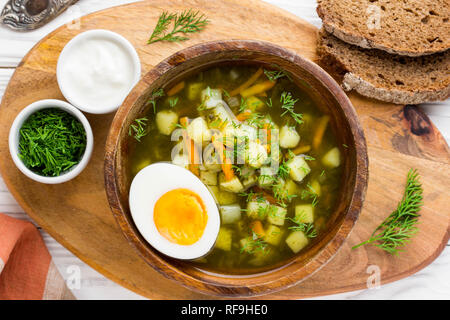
[9,99,94,184]
[56,29,141,114]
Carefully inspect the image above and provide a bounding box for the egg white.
[129,162,220,260]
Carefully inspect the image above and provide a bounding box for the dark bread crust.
[317,0,450,57]
[317,30,450,105]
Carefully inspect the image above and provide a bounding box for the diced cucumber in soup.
[240,237,257,254]
[283,179,300,197]
[186,117,212,145]
[258,166,276,188]
[246,200,270,220]
[215,228,233,251]
[156,110,178,135]
[201,88,223,109]
[295,204,314,224]
[240,166,258,189]
[213,104,233,124]
[187,82,204,100]
[246,142,268,169]
[263,225,284,246]
[322,147,341,168]
[220,204,242,224]
[267,205,287,226]
[286,230,309,253]
[279,125,300,148]
[217,190,238,205]
[287,156,311,182]
[310,180,321,196]
[200,170,217,186]
[219,173,244,193]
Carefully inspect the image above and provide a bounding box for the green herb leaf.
[129,117,149,142]
[18,109,87,177]
[148,10,209,44]
[352,169,423,255]
[280,91,303,125]
[148,88,165,114]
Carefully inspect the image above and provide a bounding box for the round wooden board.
[0,0,449,299]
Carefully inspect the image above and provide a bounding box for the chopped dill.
[18,108,87,177]
[129,117,149,142]
[147,88,165,113]
[280,91,303,125]
[287,217,317,238]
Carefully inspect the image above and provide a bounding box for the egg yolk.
[153,188,208,245]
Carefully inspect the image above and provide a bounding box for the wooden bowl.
[104,40,368,297]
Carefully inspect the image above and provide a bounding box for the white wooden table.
[0,0,448,300]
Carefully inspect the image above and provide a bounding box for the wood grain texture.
[0,0,448,299]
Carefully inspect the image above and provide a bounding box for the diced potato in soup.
[287,156,311,182]
[156,110,178,135]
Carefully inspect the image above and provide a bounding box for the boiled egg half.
[129,162,220,260]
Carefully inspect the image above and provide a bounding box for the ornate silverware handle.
[1,0,80,31]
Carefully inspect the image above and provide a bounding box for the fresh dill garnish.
[232,165,242,175]
[277,161,291,180]
[287,217,317,238]
[148,10,209,44]
[280,92,303,125]
[352,169,423,255]
[246,112,266,128]
[129,117,149,142]
[301,183,319,207]
[18,108,87,177]
[147,88,165,113]
[239,190,264,203]
[168,97,179,107]
[303,155,315,161]
[264,69,289,82]
[266,98,273,108]
[222,89,230,98]
[272,180,297,207]
[197,101,207,111]
[238,97,248,113]
[240,232,268,254]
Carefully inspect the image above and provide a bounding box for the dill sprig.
[301,183,319,207]
[280,91,303,125]
[129,117,149,142]
[264,69,290,82]
[147,88,165,114]
[18,108,87,177]
[240,232,269,254]
[352,169,423,255]
[287,217,317,239]
[148,10,209,44]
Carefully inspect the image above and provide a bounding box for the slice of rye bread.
[317,0,450,57]
[317,30,450,105]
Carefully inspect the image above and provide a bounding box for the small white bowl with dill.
[9,99,94,184]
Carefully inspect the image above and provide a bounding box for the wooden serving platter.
[0,0,449,299]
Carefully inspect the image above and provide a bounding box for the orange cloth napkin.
[0,213,74,300]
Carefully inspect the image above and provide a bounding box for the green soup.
[130,64,344,274]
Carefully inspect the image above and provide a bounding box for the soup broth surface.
[130,64,343,274]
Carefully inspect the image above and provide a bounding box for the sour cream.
[57,30,141,114]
